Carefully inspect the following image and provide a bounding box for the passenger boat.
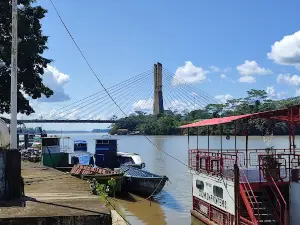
[117,152,145,169]
[181,105,300,225]
[120,165,168,197]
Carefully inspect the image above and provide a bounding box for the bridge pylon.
[153,62,164,115]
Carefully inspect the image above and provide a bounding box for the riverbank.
[0,161,125,225]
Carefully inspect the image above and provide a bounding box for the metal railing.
[267,173,287,225]
[193,196,231,225]
[240,216,255,225]
[188,150,236,179]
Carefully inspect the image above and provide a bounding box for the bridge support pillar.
[153,62,164,115]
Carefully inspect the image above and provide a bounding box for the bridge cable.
[162,73,211,109]
[42,69,151,118]
[76,73,153,119]
[162,68,221,104]
[54,72,152,120]
[44,71,152,119]
[78,74,153,120]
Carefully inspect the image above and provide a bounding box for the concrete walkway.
[0,161,111,225]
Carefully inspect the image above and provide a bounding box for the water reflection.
[111,193,166,225]
[154,190,184,212]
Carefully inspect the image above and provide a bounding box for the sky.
[12,0,300,130]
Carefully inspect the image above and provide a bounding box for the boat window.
[96,140,109,144]
[213,186,223,199]
[42,138,59,146]
[196,179,204,191]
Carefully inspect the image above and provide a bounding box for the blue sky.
[18,0,300,130]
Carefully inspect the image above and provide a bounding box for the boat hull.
[120,165,168,196]
[122,176,168,197]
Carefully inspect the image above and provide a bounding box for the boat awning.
[180,114,251,128]
[179,106,300,128]
[74,140,87,143]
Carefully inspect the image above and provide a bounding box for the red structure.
[182,105,300,225]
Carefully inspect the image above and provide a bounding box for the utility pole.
[10,0,18,150]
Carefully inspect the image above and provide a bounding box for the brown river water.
[57,134,295,225]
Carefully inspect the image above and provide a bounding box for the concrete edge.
[111,210,127,225]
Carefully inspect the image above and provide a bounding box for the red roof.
[179,106,300,128]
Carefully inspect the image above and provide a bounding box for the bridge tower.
[153,62,164,115]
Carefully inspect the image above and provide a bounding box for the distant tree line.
[109,89,300,136]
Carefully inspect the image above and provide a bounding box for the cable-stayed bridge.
[17,62,219,124]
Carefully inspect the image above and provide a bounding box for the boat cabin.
[117,152,145,169]
[41,136,71,168]
[181,105,300,225]
[94,137,119,169]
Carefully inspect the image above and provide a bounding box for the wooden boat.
[120,165,168,197]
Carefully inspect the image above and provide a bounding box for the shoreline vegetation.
[109,89,300,136]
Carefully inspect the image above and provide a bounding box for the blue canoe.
[120,165,168,197]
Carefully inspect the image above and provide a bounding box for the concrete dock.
[0,161,113,225]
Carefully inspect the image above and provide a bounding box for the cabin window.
[42,138,59,146]
[213,186,223,199]
[96,140,109,144]
[196,179,204,191]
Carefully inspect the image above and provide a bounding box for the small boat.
[120,165,168,197]
[117,152,145,169]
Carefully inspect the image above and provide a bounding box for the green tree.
[0,0,53,115]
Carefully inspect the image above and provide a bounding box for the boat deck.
[239,168,289,183]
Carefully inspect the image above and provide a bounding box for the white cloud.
[214,94,233,104]
[172,61,207,86]
[277,74,300,86]
[277,92,286,99]
[266,86,275,97]
[132,98,153,111]
[238,76,256,83]
[220,74,227,79]
[236,60,272,76]
[296,89,300,96]
[38,65,71,102]
[210,66,220,72]
[267,30,300,67]
[224,67,232,73]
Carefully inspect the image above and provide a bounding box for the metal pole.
[10,0,18,150]
[207,126,210,152]
[234,122,237,163]
[197,127,199,150]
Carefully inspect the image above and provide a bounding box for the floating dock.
[0,161,116,225]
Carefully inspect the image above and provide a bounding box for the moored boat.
[181,105,300,225]
[117,152,145,169]
[120,165,168,197]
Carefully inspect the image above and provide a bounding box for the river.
[56,133,294,225]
